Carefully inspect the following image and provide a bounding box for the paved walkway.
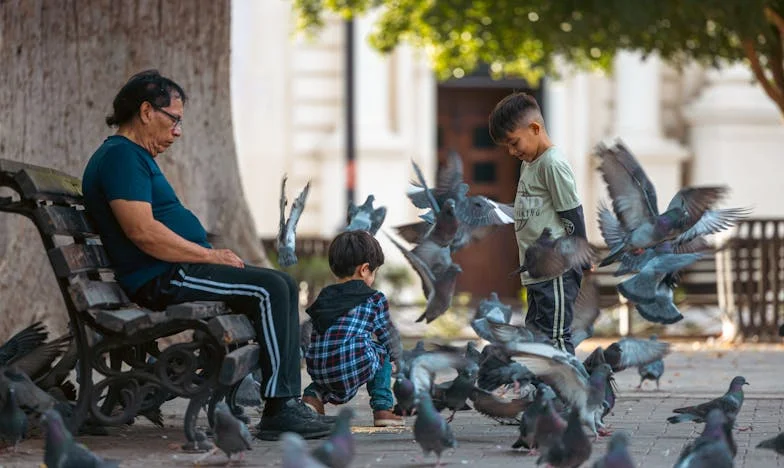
[3,341,784,467]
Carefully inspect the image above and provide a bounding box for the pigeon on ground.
[667,376,748,425]
[393,373,416,416]
[410,352,467,465]
[592,431,635,468]
[414,391,457,467]
[345,194,386,235]
[42,408,118,468]
[0,387,26,451]
[281,432,328,468]
[432,362,479,422]
[536,406,592,468]
[595,140,744,266]
[212,402,253,462]
[508,227,594,279]
[582,337,671,375]
[276,175,311,267]
[504,342,611,437]
[231,372,262,408]
[674,409,734,468]
[471,292,513,342]
[513,383,562,451]
[637,335,665,390]
[311,407,355,468]
[386,234,462,324]
[757,432,784,455]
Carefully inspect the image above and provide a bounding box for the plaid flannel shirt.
[305,291,400,404]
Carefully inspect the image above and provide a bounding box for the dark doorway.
[436,82,541,303]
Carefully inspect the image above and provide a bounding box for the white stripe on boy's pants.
[171,272,280,395]
[557,275,566,351]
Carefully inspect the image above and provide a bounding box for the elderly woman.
[81,70,333,441]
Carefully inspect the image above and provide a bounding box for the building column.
[684,64,784,216]
[612,51,689,211]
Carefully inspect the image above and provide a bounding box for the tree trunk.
[0,0,268,336]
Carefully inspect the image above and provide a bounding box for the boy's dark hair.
[328,230,385,278]
[106,69,188,127]
[488,92,543,144]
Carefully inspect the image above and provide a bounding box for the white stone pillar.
[684,64,784,216]
[231,0,292,236]
[612,51,688,212]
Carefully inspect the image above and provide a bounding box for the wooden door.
[436,87,529,303]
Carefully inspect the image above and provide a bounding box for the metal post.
[345,19,356,211]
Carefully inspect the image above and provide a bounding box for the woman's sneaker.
[255,398,333,441]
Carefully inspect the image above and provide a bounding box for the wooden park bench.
[0,158,259,451]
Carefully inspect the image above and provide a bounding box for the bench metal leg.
[67,318,95,434]
[182,390,214,452]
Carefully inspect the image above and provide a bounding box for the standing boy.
[488,92,588,355]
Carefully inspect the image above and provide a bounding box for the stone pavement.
[3,340,784,467]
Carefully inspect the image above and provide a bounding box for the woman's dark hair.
[106,69,188,127]
[328,230,385,278]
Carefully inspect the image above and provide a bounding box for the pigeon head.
[536,383,557,401]
[446,263,463,276]
[703,408,730,440]
[489,292,499,301]
[42,408,71,446]
[442,198,457,215]
[539,227,553,239]
[729,376,749,391]
[608,431,631,452]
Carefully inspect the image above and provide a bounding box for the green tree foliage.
[294,0,784,115]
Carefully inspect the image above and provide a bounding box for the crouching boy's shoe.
[255,398,333,441]
[373,409,405,427]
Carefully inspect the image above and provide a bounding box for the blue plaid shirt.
[305,291,401,404]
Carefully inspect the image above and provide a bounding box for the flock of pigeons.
[0,139,779,467]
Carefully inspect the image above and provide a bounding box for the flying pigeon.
[345,194,387,235]
[386,234,462,323]
[276,175,311,267]
[508,227,594,280]
[471,292,513,342]
[503,342,611,437]
[595,140,746,266]
[0,322,48,366]
[582,337,671,375]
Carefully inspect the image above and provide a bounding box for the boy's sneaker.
[302,395,325,415]
[255,398,333,441]
[373,409,405,427]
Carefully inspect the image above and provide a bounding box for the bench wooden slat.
[33,205,97,238]
[14,165,82,204]
[219,344,260,386]
[94,307,160,334]
[165,301,229,320]
[69,280,130,311]
[207,314,256,345]
[48,244,112,277]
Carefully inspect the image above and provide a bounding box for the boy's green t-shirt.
[514,146,581,285]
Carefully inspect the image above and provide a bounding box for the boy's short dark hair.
[328,230,385,278]
[488,92,543,144]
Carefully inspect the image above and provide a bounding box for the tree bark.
[0,0,268,335]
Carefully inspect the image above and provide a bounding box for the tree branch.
[742,39,784,111]
[764,7,784,36]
